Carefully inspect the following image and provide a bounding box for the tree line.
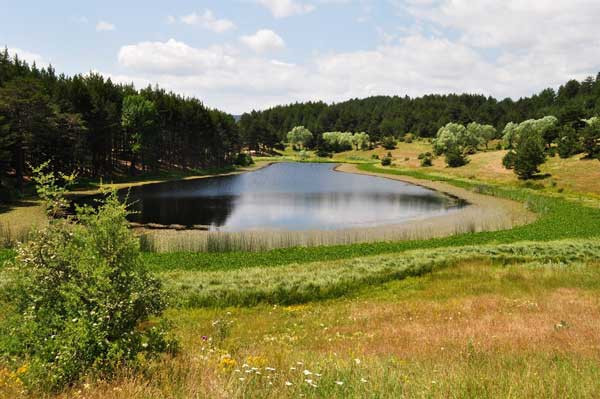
[0,49,242,194]
[239,73,600,150]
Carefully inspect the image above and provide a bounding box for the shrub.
[315,148,332,158]
[418,152,433,167]
[444,146,468,167]
[403,133,414,143]
[514,132,546,179]
[557,126,579,159]
[381,136,396,150]
[502,150,517,169]
[381,156,392,166]
[0,165,176,392]
[234,153,254,167]
[581,119,600,160]
[371,154,380,160]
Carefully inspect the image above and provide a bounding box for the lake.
[101,163,465,231]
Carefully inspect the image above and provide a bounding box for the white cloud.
[114,2,600,114]
[6,47,46,66]
[240,29,285,53]
[179,9,235,33]
[257,0,315,18]
[96,21,116,32]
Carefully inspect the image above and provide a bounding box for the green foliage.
[380,155,392,166]
[557,125,580,158]
[502,116,558,149]
[234,153,254,167]
[121,95,159,173]
[433,122,482,165]
[444,145,468,167]
[513,129,547,179]
[502,150,517,169]
[286,126,313,149]
[351,132,371,150]
[581,117,600,159]
[0,167,176,392]
[0,53,242,191]
[30,161,76,218]
[321,132,353,152]
[418,152,433,167]
[381,136,396,150]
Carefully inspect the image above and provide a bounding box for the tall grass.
[0,222,32,249]
[138,206,517,253]
[159,239,600,307]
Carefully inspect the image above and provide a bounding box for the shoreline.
[136,162,536,252]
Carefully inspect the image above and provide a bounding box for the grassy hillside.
[1,142,600,398]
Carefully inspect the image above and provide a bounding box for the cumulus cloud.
[257,0,315,18]
[240,29,285,53]
[179,9,235,33]
[96,20,116,31]
[114,2,600,113]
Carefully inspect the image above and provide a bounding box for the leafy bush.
[502,150,517,169]
[444,146,468,167]
[234,153,254,167]
[371,154,380,160]
[0,166,176,392]
[403,133,415,143]
[557,126,580,159]
[381,156,392,166]
[581,117,600,160]
[418,152,433,167]
[381,136,397,150]
[514,131,546,179]
[315,148,332,158]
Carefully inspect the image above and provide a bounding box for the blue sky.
[4,1,600,114]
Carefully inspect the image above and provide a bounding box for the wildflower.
[315,373,322,377]
[354,358,361,365]
[265,367,276,371]
[285,381,293,386]
[219,356,237,372]
[201,335,208,341]
[360,378,368,383]
[335,381,344,385]
[290,366,297,371]
[303,370,312,375]
[239,377,245,381]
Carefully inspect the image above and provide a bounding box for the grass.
[159,239,600,307]
[1,143,600,397]
[2,167,595,271]
[6,256,600,398]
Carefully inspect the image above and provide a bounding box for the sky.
[3,0,600,114]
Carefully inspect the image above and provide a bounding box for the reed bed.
[139,207,521,253]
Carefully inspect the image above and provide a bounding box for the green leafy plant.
[381,136,397,150]
[418,152,433,167]
[514,129,547,179]
[0,165,177,392]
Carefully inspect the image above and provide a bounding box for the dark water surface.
[100,163,465,231]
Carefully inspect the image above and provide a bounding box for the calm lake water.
[103,163,464,231]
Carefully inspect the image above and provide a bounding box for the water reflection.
[110,163,464,231]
